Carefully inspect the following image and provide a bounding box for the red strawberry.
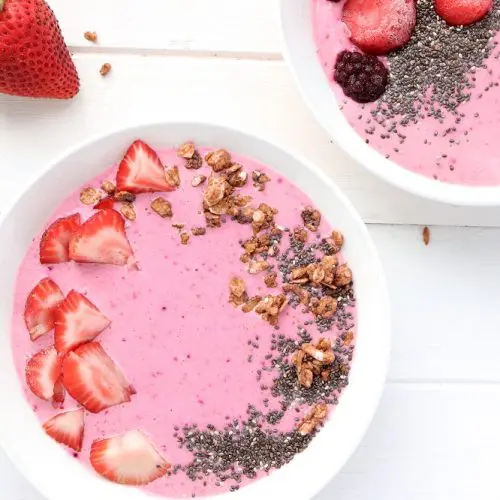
[342,0,416,55]
[43,408,85,452]
[25,346,62,401]
[54,290,111,355]
[53,378,66,407]
[62,342,133,413]
[24,278,64,340]
[94,198,115,210]
[0,0,79,99]
[116,140,176,194]
[90,430,170,485]
[69,209,135,266]
[40,214,81,264]
[434,0,491,25]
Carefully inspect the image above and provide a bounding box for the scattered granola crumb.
[114,191,136,203]
[329,230,344,252]
[301,206,321,232]
[191,175,207,187]
[191,227,206,236]
[172,223,185,230]
[343,331,354,346]
[84,31,97,43]
[333,264,352,287]
[180,232,190,245]
[241,296,261,313]
[120,202,136,221]
[252,170,271,191]
[293,226,308,243]
[165,166,180,188]
[101,180,116,195]
[80,187,101,206]
[229,277,248,307]
[177,143,196,159]
[310,296,337,319]
[100,63,112,77]
[423,226,430,246]
[151,198,173,218]
[264,272,278,288]
[205,212,221,228]
[205,149,232,172]
[297,403,328,436]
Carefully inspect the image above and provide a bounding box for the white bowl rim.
[280,0,500,206]
[0,120,391,500]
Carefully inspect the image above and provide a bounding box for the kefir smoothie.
[312,0,500,185]
[11,140,357,497]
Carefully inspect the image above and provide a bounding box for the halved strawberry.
[62,342,133,413]
[116,140,176,194]
[24,278,64,341]
[434,0,491,25]
[69,209,135,266]
[93,198,115,210]
[43,408,85,452]
[25,347,62,401]
[40,214,81,264]
[342,0,416,55]
[54,290,111,355]
[90,430,170,485]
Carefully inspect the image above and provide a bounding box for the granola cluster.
[297,403,329,436]
[291,338,335,389]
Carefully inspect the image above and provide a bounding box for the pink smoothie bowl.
[281,0,500,206]
[0,122,390,500]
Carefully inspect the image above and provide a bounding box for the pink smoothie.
[312,0,500,185]
[11,146,356,497]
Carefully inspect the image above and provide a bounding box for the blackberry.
[334,50,388,104]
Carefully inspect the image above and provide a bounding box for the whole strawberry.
[0,0,79,99]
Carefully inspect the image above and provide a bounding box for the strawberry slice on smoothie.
[25,346,62,402]
[69,209,135,266]
[342,0,417,55]
[54,290,111,355]
[62,342,134,413]
[24,278,64,341]
[39,214,81,264]
[116,140,177,194]
[43,408,85,452]
[90,430,171,485]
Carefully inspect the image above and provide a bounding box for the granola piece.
[101,180,116,196]
[236,206,255,225]
[252,203,277,234]
[252,170,271,191]
[114,191,136,203]
[120,202,136,221]
[151,197,173,218]
[334,264,353,287]
[423,226,430,246]
[191,175,207,187]
[164,166,180,188]
[229,277,248,307]
[292,338,335,389]
[205,149,232,172]
[227,170,248,188]
[247,259,271,275]
[208,198,230,216]
[84,31,97,43]
[242,295,262,313]
[293,226,308,243]
[191,227,206,236]
[328,230,344,252]
[301,206,321,232]
[297,403,329,436]
[177,143,196,159]
[240,253,251,264]
[184,151,202,170]
[225,163,243,174]
[310,296,337,319]
[80,187,102,206]
[343,331,354,346]
[283,283,310,305]
[204,176,228,207]
[180,232,190,245]
[302,341,334,364]
[264,272,278,288]
[172,222,185,230]
[254,294,288,326]
[205,212,221,228]
[100,63,112,77]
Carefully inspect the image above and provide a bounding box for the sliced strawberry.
[94,198,115,210]
[342,0,416,55]
[69,209,135,266]
[24,278,64,341]
[25,347,62,401]
[40,214,81,264]
[62,342,133,413]
[90,430,170,485]
[54,290,111,355]
[116,140,176,194]
[434,0,491,25]
[43,408,85,452]
[53,378,66,407]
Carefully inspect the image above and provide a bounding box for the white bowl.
[0,122,390,500]
[280,0,500,206]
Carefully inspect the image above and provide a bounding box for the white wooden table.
[2,2,500,499]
